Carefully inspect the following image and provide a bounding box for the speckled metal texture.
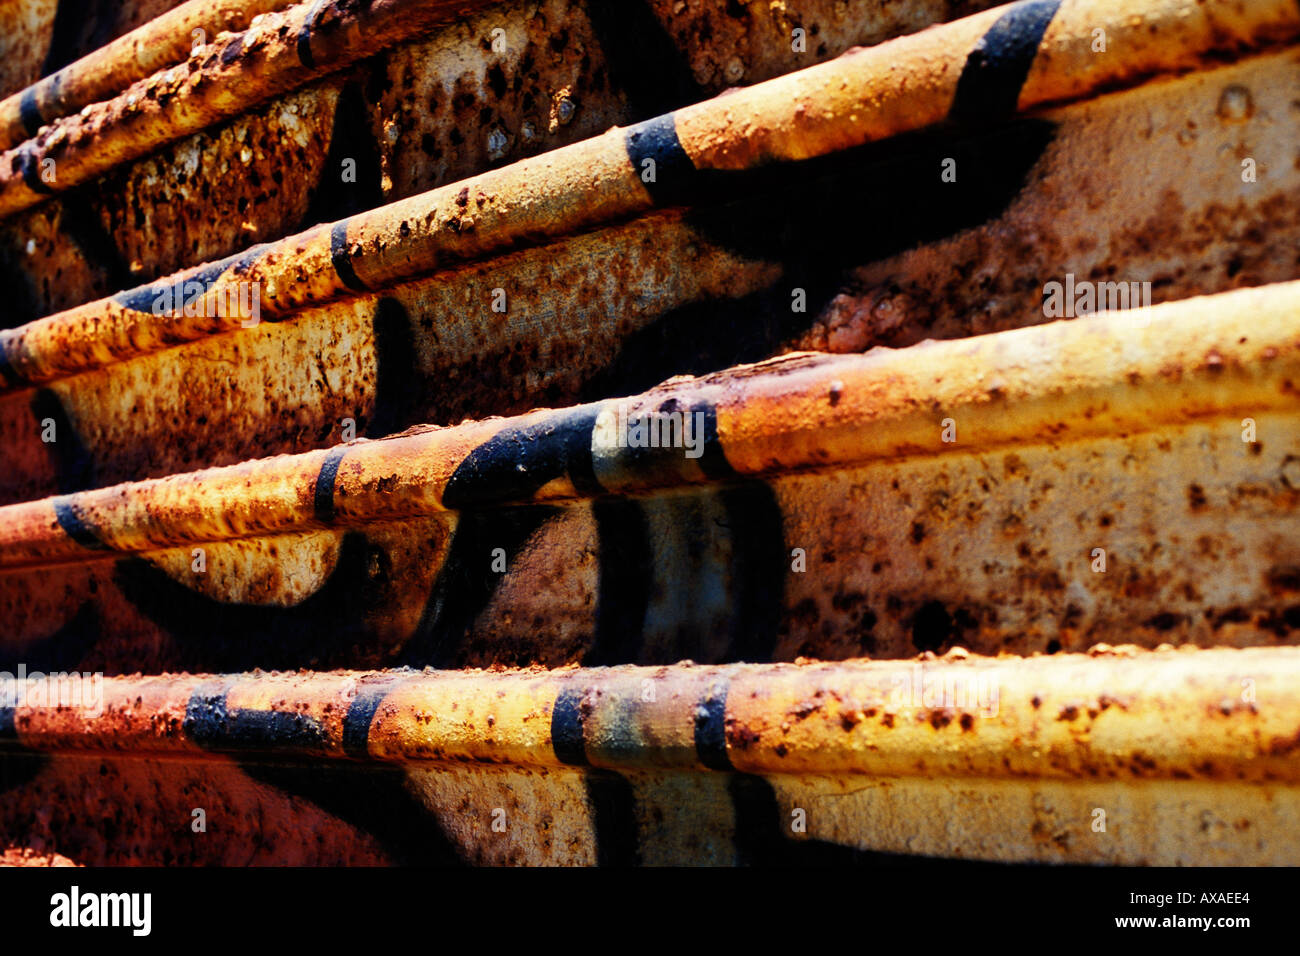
[1,284,1298,672]
[2,648,1298,864]
[0,0,301,152]
[0,0,1006,324]
[0,0,1293,523]
[2,0,1295,367]
[0,0,190,102]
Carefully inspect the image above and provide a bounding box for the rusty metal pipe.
[0,0,500,221]
[2,647,1297,783]
[0,280,1295,571]
[0,0,300,152]
[0,0,1297,395]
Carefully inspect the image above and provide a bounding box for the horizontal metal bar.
[0,280,1295,571]
[0,0,1007,327]
[2,646,1296,782]
[0,0,186,106]
[1,46,1295,513]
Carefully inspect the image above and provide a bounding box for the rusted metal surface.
[0,0,188,102]
[6,649,1300,779]
[1,648,1297,864]
[0,0,502,216]
[0,0,298,152]
[5,0,1290,224]
[3,753,1297,864]
[2,0,1296,385]
[1,281,1296,567]
[3,411,1298,670]
[0,43,1294,510]
[0,0,1004,325]
[0,0,1297,870]
[796,47,1300,352]
[0,0,633,221]
[0,283,1298,672]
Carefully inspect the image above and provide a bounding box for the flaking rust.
[0,0,187,106]
[0,0,501,219]
[0,0,298,152]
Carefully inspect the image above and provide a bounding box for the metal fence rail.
[3,648,1297,865]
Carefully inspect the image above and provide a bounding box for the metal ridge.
[0,280,1295,571]
[2,646,1297,781]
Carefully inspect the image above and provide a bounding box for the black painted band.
[624,113,696,206]
[18,147,53,195]
[694,678,733,770]
[296,0,328,68]
[692,401,737,480]
[564,407,603,496]
[949,0,1061,125]
[52,496,106,550]
[551,684,589,766]
[329,219,369,292]
[111,251,236,314]
[185,685,328,751]
[342,680,393,758]
[442,405,605,509]
[313,445,347,524]
[183,686,231,748]
[19,87,44,139]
